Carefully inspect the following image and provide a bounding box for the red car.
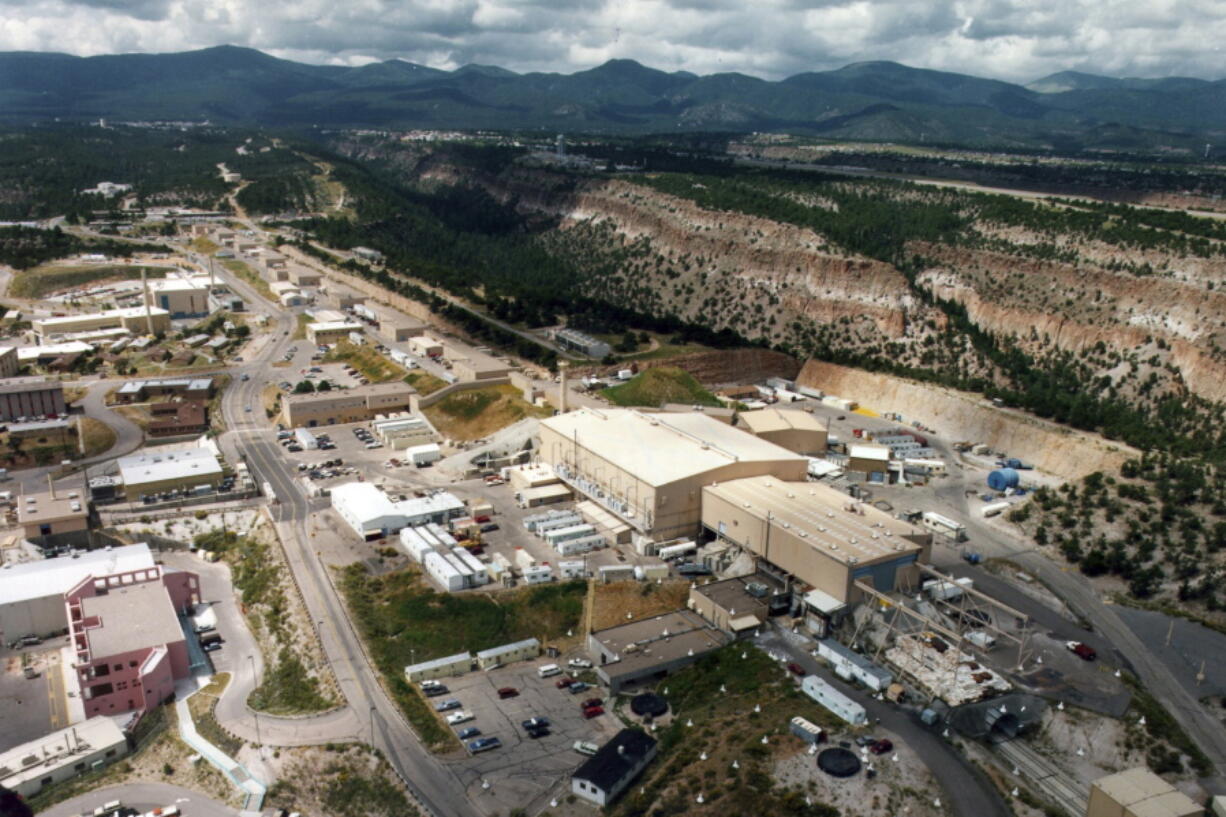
[1067,641,1097,661]
[787,662,805,676]
[474,515,491,523]
[556,677,574,689]
[583,706,604,719]
[497,687,519,699]
[869,739,893,755]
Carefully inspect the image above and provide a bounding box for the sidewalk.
[176,694,267,812]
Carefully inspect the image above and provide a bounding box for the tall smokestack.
[141,268,154,335]
[558,361,569,414]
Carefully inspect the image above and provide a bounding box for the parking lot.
[0,643,59,752]
[427,659,623,809]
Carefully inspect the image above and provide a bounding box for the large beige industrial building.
[736,408,828,454]
[307,320,363,346]
[538,408,808,540]
[33,306,171,340]
[1087,767,1203,817]
[144,278,210,318]
[701,476,931,605]
[281,382,416,427]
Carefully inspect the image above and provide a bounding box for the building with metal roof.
[1088,767,1204,817]
[736,408,828,454]
[0,544,154,639]
[117,446,223,498]
[552,327,611,359]
[539,408,807,540]
[701,476,931,604]
[280,382,416,428]
[0,377,66,421]
[331,483,465,540]
[32,306,170,340]
[571,729,658,806]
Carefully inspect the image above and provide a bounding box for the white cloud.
[0,0,1223,81]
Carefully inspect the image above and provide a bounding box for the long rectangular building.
[539,408,807,540]
[280,382,416,428]
[701,476,931,604]
[33,306,170,340]
[0,377,65,421]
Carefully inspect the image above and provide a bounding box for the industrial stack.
[399,524,489,592]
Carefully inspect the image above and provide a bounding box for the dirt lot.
[261,743,421,817]
[589,579,692,631]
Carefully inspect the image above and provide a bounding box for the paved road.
[39,782,237,817]
[205,285,478,817]
[758,627,1011,817]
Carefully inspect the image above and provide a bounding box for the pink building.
[66,564,200,719]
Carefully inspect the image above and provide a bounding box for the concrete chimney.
[141,268,154,335]
[558,360,569,414]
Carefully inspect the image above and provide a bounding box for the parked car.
[457,727,480,739]
[869,739,893,755]
[526,726,549,739]
[203,642,222,652]
[582,706,604,719]
[445,711,473,726]
[787,662,805,676]
[567,658,593,669]
[582,697,603,709]
[521,717,550,730]
[474,515,491,524]
[1067,641,1097,661]
[422,685,448,697]
[435,699,462,712]
[573,741,598,756]
[480,523,499,533]
[855,736,878,747]
[555,677,574,689]
[567,682,590,694]
[468,737,501,754]
[497,687,519,699]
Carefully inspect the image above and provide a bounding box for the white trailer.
[294,427,318,450]
[543,523,596,547]
[921,510,967,542]
[452,547,488,586]
[982,501,1011,518]
[407,443,442,466]
[522,565,554,585]
[801,675,866,725]
[558,560,586,579]
[424,550,465,592]
[399,527,435,562]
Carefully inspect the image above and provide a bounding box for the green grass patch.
[222,258,275,302]
[339,564,586,751]
[11,264,170,298]
[324,340,407,383]
[404,370,446,395]
[602,366,721,408]
[422,383,551,441]
[249,647,334,716]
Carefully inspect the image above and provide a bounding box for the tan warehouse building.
[33,306,171,340]
[736,408,828,454]
[281,382,416,427]
[538,408,808,540]
[307,320,364,346]
[1087,767,1203,817]
[701,476,931,605]
[145,278,210,318]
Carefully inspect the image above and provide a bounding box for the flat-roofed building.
[117,446,223,498]
[17,488,90,544]
[445,345,510,382]
[736,408,828,454]
[145,278,210,318]
[372,415,435,450]
[408,335,444,358]
[68,565,200,719]
[688,574,786,637]
[0,716,129,798]
[0,544,154,640]
[280,381,416,428]
[288,265,322,288]
[539,408,808,540]
[33,306,170,340]
[1088,767,1204,817]
[0,345,18,378]
[147,401,208,438]
[307,320,364,346]
[587,609,730,693]
[0,377,65,421]
[331,482,465,540]
[112,376,214,404]
[701,476,931,605]
[373,308,426,342]
[847,444,891,479]
[553,327,611,359]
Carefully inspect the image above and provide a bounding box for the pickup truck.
[1067,641,1097,661]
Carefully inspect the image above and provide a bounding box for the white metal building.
[816,639,894,691]
[331,482,464,540]
[801,674,867,725]
[0,544,154,639]
[0,716,128,797]
[117,446,224,498]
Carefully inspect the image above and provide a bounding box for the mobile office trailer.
[522,564,554,585]
[399,526,435,562]
[424,550,465,592]
[294,427,318,450]
[452,547,489,585]
[921,510,967,542]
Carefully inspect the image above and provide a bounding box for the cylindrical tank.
[987,468,1020,492]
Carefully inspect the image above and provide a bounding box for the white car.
[567,658,593,669]
[446,710,474,726]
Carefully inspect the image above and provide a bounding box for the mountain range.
[2,45,1225,149]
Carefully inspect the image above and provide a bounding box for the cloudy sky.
[1,0,1223,81]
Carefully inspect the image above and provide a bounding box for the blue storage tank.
[987,468,1020,492]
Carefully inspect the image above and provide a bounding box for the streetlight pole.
[247,654,262,751]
